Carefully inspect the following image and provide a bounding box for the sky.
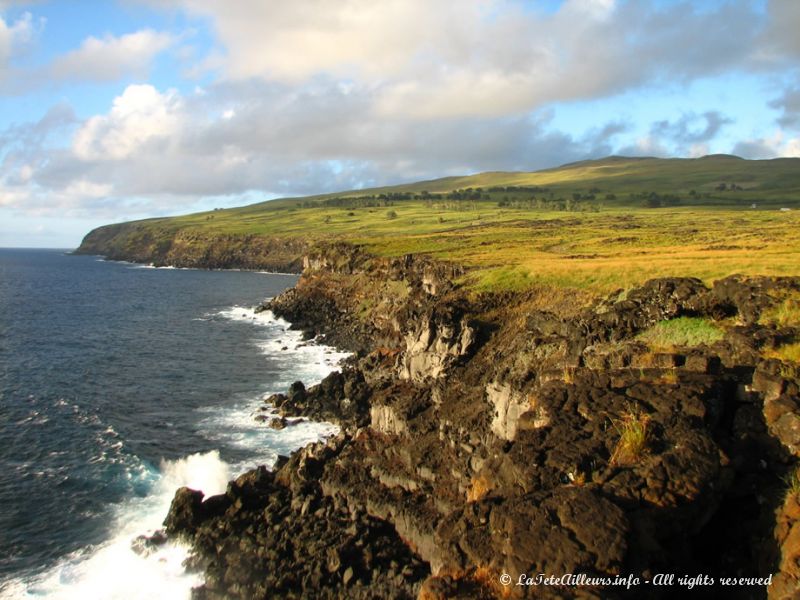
[0,0,799,248]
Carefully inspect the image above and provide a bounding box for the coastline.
[82,244,800,599]
[0,254,348,600]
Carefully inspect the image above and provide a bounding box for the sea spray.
[1,253,348,598]
[1,451,229,600]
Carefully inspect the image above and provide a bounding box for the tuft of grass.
[610,406,652,467]
[637,316,724,349]
[760,294,800,328]
[466,473,493,502]
[784,467,800,498]
[766,341,800,363]
[656,369,680,385]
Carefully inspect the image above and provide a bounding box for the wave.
[1,302,348,600]
[1,451,228,600]
[214,305,351,389]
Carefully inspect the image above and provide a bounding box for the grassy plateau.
[82,155,800,294]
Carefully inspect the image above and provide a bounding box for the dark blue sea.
[0,249,347,599]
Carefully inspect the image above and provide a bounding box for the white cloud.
[0,11,34,81]
[138,0,766,120]
[3,1,798,222]
[1,10,172,94]
[759,0,800,62]
[73,84,183,160]
[732,130,800,158]
[1,80,631,216]
[50,30,173,82]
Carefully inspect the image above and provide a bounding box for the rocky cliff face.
[160,242,800,599]
[75,224,308,272]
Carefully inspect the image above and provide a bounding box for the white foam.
[197,400,338,473]
[2,451,229,600]
[127,264,187,270]
[214,306,351,389]
[2,304,349,599]
[197,305,349,472]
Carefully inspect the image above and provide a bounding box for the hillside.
[76,155,800,293]
[85,154,800,597]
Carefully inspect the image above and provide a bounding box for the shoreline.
[83,247,800,599]
[0,256,348,600]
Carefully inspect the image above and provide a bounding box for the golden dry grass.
[83,155,800,294]
[610,407,652,467]
[466,473,493,502]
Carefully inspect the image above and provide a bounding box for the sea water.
[0,249,348,599]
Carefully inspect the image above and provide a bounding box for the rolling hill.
[77,155,800,293]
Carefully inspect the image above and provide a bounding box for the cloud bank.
[2,0,800,221]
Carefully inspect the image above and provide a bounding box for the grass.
[466,473,493,502]
[655,369,680,385]
[80,155,800,294]
[767,341,800,363]
[609,406,652,467]
[784,467,800,498]
[760,293,800,328]
[637,317,725,349]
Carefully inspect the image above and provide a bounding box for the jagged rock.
[765,395,800,457]
[485,381,531,440]
[158,251,800,599]
[130,530,167,557]
[370,404,409,436]
[268,416,288,430]
[435,487,629,587]
[164,487,206,535]
[400,314,476,381]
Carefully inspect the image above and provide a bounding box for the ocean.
[0,248,348,599]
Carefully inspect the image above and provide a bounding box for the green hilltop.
[78,155,800,293]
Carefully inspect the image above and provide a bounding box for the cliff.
[76,223,307,272]
[157,242,800,599]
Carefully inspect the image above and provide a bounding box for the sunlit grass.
[766,341,800,363]
[637,317,725,350]
[610,406,652,467]
[86,155,800,293]
[760,293,800,328]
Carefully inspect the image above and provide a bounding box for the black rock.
[163,487,205,535]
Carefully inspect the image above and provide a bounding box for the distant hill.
[76,155,800,292]
[239,154,800,211]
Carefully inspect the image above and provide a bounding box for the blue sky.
[0,0,799,247]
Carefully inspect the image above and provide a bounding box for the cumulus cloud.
[4,0,799,221]
[732,131,800,159]
[49,30,173,83]
[1,80,634,217]
[137,0,767,120]
[73,84,183,160]
[0,8,172,94]
[0,10,35,85]
[771,86,800,130]
[651,112,733,145]
[759,0,800,61]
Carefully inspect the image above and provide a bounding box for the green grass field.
[82,155,800,293]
